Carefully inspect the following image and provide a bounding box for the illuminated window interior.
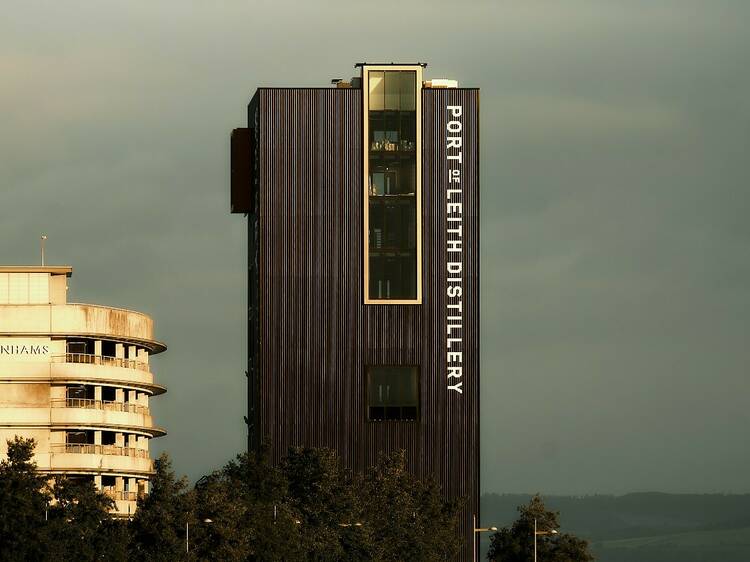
[364,68,421,303]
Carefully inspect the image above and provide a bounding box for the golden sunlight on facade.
[0,266,166,516]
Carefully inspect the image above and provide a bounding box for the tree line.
[0,436,594,561]
[0,437,462,561]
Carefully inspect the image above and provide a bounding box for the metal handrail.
[50,443,150,459]
[50,398,149,415]
[103,490,138,501]
[51,353,149,372]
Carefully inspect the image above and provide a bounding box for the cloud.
[1,0,749,494]
[493,95,685,140]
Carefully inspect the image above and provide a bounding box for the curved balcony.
[104,490,139,502]
[52,397,149,415]
[49,399,164,437]
[51,444,149,458]
[49,356,165,395]
[52,353,149,373]
[48,444,153,474]
[111,498,138,517]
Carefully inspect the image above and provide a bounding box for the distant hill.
[595,526,750,562]
[480,493,750,561]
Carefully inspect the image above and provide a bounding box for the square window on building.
[66,385,87,400]
[66,430,93,444]
[67,341,87,355]
[367,366,419,421]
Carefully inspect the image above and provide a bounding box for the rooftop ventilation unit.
[424,78,459,88]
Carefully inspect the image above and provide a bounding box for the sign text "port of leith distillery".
[445,105,464,395]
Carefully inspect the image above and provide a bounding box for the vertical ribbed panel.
[423,88,480,560]
[254,87,479,560]
[258,88,365,461]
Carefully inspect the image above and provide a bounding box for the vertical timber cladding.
[247,95,261,452]
[423,87,480,556]
[255,85,479,558]
[257,87,422,468]
[257,87,370,461]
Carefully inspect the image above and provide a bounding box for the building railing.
[50,443,150,459]
[51,353,149,372]
[51,398,149,415]
[103,490,139,501]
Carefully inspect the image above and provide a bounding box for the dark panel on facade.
[250,85,479,560]
[231,127,254,213]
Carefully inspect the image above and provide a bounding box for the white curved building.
[0,266,166,516]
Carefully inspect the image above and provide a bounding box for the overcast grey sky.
[2,0,748,495]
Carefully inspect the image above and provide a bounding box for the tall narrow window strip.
[363,66,422,304]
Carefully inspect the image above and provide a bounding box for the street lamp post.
[186,519,213,554]
[473,514,498,562]
[40,235,47,266]
[533,518,558,562]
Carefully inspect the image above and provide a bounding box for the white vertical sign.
[445,105,464,394]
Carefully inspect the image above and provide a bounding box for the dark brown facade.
[233,80,479,558]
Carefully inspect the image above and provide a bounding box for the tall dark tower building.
[231,63,479,557]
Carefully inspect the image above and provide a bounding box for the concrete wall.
[0,304,163,353]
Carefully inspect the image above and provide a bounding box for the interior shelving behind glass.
[363,66,422,304]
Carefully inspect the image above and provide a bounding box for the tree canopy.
[0,437,49,562]
[487,494,594,562]
[0,438,463,561]
[184,446,462,561]
[0,437,120,562]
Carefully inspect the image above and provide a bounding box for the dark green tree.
[487,495,594,562]
[0,437,50,562]
[190,446,464,562]
[0,439,467,561]
[362,450,463,561]
[94,518,131,562]
[283,447,374,561]
[191,446,303,561]
[129,453,195,562]
[43,476,119,562]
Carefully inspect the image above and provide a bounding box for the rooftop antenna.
[40,235,47,266]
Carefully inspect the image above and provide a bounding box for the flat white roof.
[0,266,73,277]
